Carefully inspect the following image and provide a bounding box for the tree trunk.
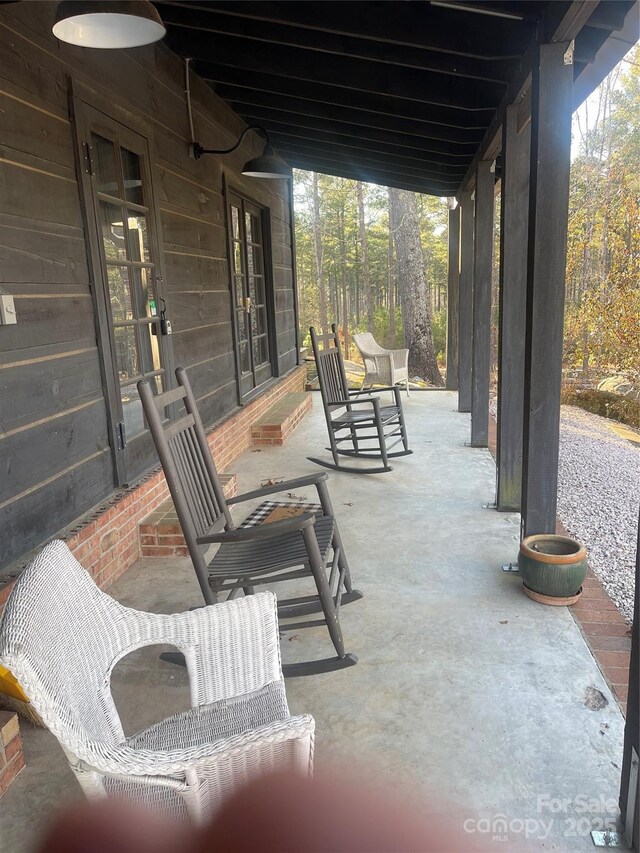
[339,202,350,358]
[356,181,374,331]
[388,187,443,385]
[388,226,395,346]
[354,239,360,325]
[312,172,328,334]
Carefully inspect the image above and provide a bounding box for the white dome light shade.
[53,1,166,49]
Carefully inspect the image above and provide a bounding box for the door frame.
[223,178,278,405]
[71,88,172,486]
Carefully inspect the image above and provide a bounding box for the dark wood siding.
[0,3,297,570]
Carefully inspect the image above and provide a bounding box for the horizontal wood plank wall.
[0,3,297,571]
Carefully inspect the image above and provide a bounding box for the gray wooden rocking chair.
[309,325,412,474]
[138,368,362,677]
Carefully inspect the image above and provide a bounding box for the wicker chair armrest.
[196,512,316,545]
[76,714,315,777]
[228,473,329,505]
[390,349,409,367]
[132,592,283,706]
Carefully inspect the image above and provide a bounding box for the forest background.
[292,44,639,392]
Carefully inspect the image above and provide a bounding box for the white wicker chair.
[353,332,410,396]
[0,541,314,823]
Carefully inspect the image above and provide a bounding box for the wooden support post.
[496,105,530,510]
[288,177,302,365]
[470,160,494,447]
[521,42,573,536]
[446,203,460,390]
[458,190,474,412]
[619,512,639,849]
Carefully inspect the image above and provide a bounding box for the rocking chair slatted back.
[310,325,350,409]
[139,369,233,546]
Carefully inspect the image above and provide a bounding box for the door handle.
[243,297,252,313]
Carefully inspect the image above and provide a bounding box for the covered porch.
[0,394,626,852]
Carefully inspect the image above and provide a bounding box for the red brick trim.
[251,393,312,446]
[0,711,25,798]
[487,412,631,715]
[140,475,237,557]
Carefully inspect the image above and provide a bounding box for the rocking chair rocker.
[309,325,412,474]
[138,368,362,677]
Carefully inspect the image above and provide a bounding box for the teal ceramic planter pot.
[518,534,588,600]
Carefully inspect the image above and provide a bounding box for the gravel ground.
[557,406,639,624]
[488,400,639,622]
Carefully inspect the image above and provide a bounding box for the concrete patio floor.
[0,391,626,852]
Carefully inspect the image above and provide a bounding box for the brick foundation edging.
[0,366,308,617]
[0,711,24,798]
[251,392,313,446]
[486,412,631,716]
[140,474,238,558]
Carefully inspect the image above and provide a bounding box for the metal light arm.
[191,126,269,160]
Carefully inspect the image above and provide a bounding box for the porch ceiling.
[153,0,637,195]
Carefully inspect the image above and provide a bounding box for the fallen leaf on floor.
[344,501,353,507]
[499,620,509,624]
[251,449,262,453]
[286,492,306,500]
[261,478,284,487]
[287,635,300,642]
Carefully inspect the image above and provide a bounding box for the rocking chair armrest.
[228,473,329,505]
[196,512,316,545]
[348,388,395,397]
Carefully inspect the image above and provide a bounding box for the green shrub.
[562,385,640,429]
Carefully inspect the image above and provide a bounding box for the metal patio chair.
[353,332,410,397]
[0,541,314,823]
[138,368,362,677]
[309,325,412,474]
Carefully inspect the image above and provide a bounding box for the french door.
[75,101,171,485]
[227,191,275,401]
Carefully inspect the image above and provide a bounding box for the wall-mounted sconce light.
[52,1,166,49]
[190,126,291,180]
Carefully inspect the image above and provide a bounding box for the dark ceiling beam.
[285,156,459,196]
[574,24,617,62]
[269,133,469,175]
[225,99,484,147]
[584,1,633,30]
[427,1,541,21]
[543,0,599,40]
[233,109,476,160]
[156,2,515,84]
[217,87,486,143]
[572,0,639,106]
[162,4,516,86]
[167,30,506,111]
[156,0,535,60]
[281,155,462,190]
[459,0,608,193]
[273,142,467,184]
[205,66,489,130]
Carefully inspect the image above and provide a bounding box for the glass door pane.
[82,116,170,481]
[228,194,273,400]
